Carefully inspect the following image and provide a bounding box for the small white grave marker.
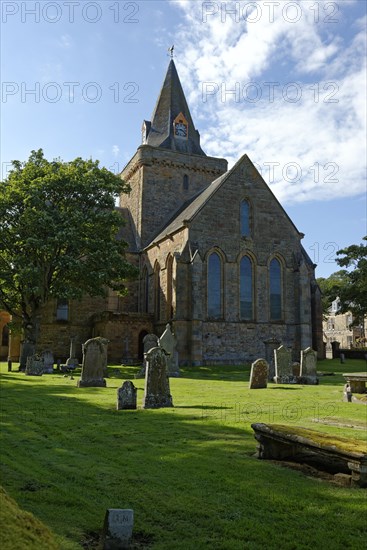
[102,508,133,549]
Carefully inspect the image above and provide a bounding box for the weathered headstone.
[292,362,300,377]
[77,337,109,387]
[117,381,137,410]
[66,336,79,369]
[142,347,173,408]
[137,333,159,377]
[42,350,54,374]
[25,354,44,376]
[101,508,134,550]
[249,359,269,389]
[143,333,159,354]
[274,345,294,383]
[340,353,345,364]
[263,338,280,381]
[300,347,318,384]
[159,323,180,377]
[20,340,35,371]
[325,341,333,359]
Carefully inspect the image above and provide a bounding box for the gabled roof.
[144,60,206,156]
[145,170,230,248]
[145,154,305,249]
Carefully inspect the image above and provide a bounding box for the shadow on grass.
[1,368,366,549]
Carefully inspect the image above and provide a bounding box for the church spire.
[142,60,206,156]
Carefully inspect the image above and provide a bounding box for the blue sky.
[1,0,366,278]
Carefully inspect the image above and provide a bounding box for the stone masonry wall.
[36,296,106,361]
[162,155,317,365]
[120,145,227,248]
[92,312,153,363]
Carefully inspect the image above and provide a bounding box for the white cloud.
[58,34,72,49]
[171,0,366,204]
[112,145,120,157]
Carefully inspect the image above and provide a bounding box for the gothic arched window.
[240,200,250,237]
[269,258,282,320]
[154,264,161,320]
[240,256,253,320]
[166,255,173,320]
[207,252,222,318]
[56,299,69,321]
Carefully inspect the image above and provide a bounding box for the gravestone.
[143,333,159,354]
[20,340,35,371]
[42,350,54,374]
[300,347,318,384]
[117,381,137,410]
[292,362,300,377]
[25,354,44,376]
[77,337,109,387]
[66,336,79,369]
[325,341,333,359]
[249,359,269,389]
[159,323,180,377]
[101,508,134,550]
[263,338,280,381]
[340,353,345,364]
[142,347,173,408]
[137,333,159,377]
[274,345,294,383]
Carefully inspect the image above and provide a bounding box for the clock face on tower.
[173,112,188,140]
[174,122,188,138]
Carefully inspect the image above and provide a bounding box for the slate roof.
[146,170,229,248]
[145,60,206,156]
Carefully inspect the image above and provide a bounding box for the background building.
[323,297,366,350]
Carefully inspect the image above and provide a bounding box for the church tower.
[119,60,227,249]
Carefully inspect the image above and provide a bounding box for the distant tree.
[0,149,137,362]
[317,270,349,317]
[334,237,367,328]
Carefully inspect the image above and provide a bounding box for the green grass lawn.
[0,359,366,549]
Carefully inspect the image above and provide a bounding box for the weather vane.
[168,45,175,59]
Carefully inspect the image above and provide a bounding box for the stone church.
[3,60,323,365]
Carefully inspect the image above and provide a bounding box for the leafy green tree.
[317,238,367,330]
[0,149,137,361]
[317,270,349,317]
[334,237,367,326]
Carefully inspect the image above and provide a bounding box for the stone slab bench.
[251,423,367,488]
[342,372,367,394]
